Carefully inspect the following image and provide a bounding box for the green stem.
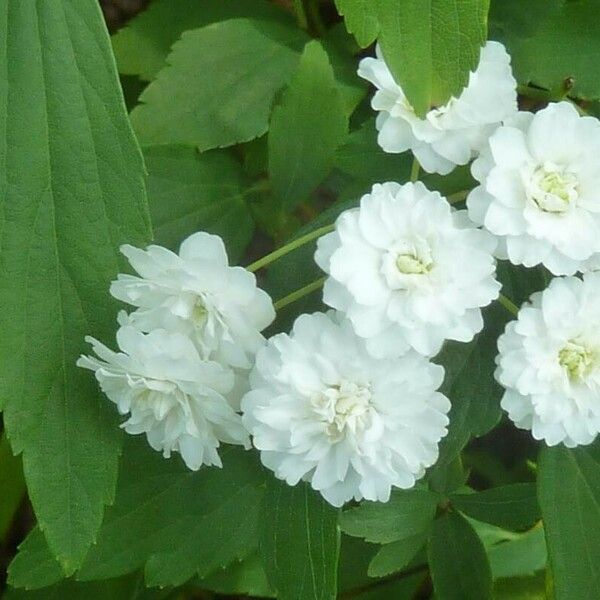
[410,157,421,182]
[306,0,327,36]
[274,276,326,310]
[293,0,308,29]
[247,224,334,272]
[517,83,552,102]
[498,293,519,316]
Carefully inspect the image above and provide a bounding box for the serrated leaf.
[452,484,540,531]
[269,41,348,211]
[77,438,265,587]
[8,528,65,591]
[339,489,438,544]
[334,0,380,47]
[0,0,151,571]
[130,18,308,150]
[335,0,489,116]
[144,145,253,262]
[504,0,600,100]
[538,443,600,600]
[260,478,340,600]
[368,532,428,578]
[428,512,493,600]
[111,0,292,80]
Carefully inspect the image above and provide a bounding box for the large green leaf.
[130,18,308,150]
[503,0,600,100]
[260,478,340,600]
[144,145,253,262]
[538,443,600,600]
[111,0,292,80]
[452,483,541,531]
[0,0,151,572]
[335,0,489,116]
[269,41,348,211]
[76,438,265,587]
[488,526,547,580]
[428,512,493,600]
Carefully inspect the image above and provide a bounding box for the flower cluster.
[78,233,275,470]
[80,38,600,508]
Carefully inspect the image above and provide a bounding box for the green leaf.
[428,512,493,600]
[488,526,547,580]
[130,18,308,150]
[0,0,151,572]
[196,553,274,598]
[77,438,265,587]
[111,0,292,80]
[368,532,428,578]
[8,528,65,590]
[434,303,506,465]
[503,1,600,100]
[0,433,25,540]
[538,443,600,600]
[334,0,380,47]
[260,478,340,600]
[339,488,439,544]
[269,41,348,211]
[4,573,168,600]
[335,0,489,116]
[144,145,254,263]
[489,0,564,38]
[451,484,541,531]
[493,572,547,600]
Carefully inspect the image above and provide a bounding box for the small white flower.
[315,182,500,358]
[78,326,250,470]
[241,312,450,506]
[358,41,517,174]
[496,273,600,447]
[467,102,600,275]
[111,232,275,369]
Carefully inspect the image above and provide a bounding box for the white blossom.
[315,181,500,358]
[77,326,250,470]
[111,232,275,369]
[358,41,517,174]
[496,273,600,447]
[467,102,600,275]
[242,312,450,506]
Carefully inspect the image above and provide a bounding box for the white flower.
[77,326,250,470]
[467,102,600,275]
[496,273,600,447]
[358,41,517,174]
[111,232,275,369]
[315,182,500,358]
[241,312,450,506]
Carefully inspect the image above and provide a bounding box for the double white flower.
[242,312,450,506]
[78,327,250,470]
[315,181,500,357]
[358,41,517,174]
[468,102,600,275]
[496,274,600,447]
[80,232,275,470]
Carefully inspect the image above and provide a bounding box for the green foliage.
[451,483,541,531]
[335,0,489,115]
[0,434,25,541]
[499,0,600,99]
[428,511,493,600]
[130,18,308,149]
[143,145,254,262]
[269,41,348,211]
[260,478,340,600]
[0,0,151,573]
[538,443,600,600]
